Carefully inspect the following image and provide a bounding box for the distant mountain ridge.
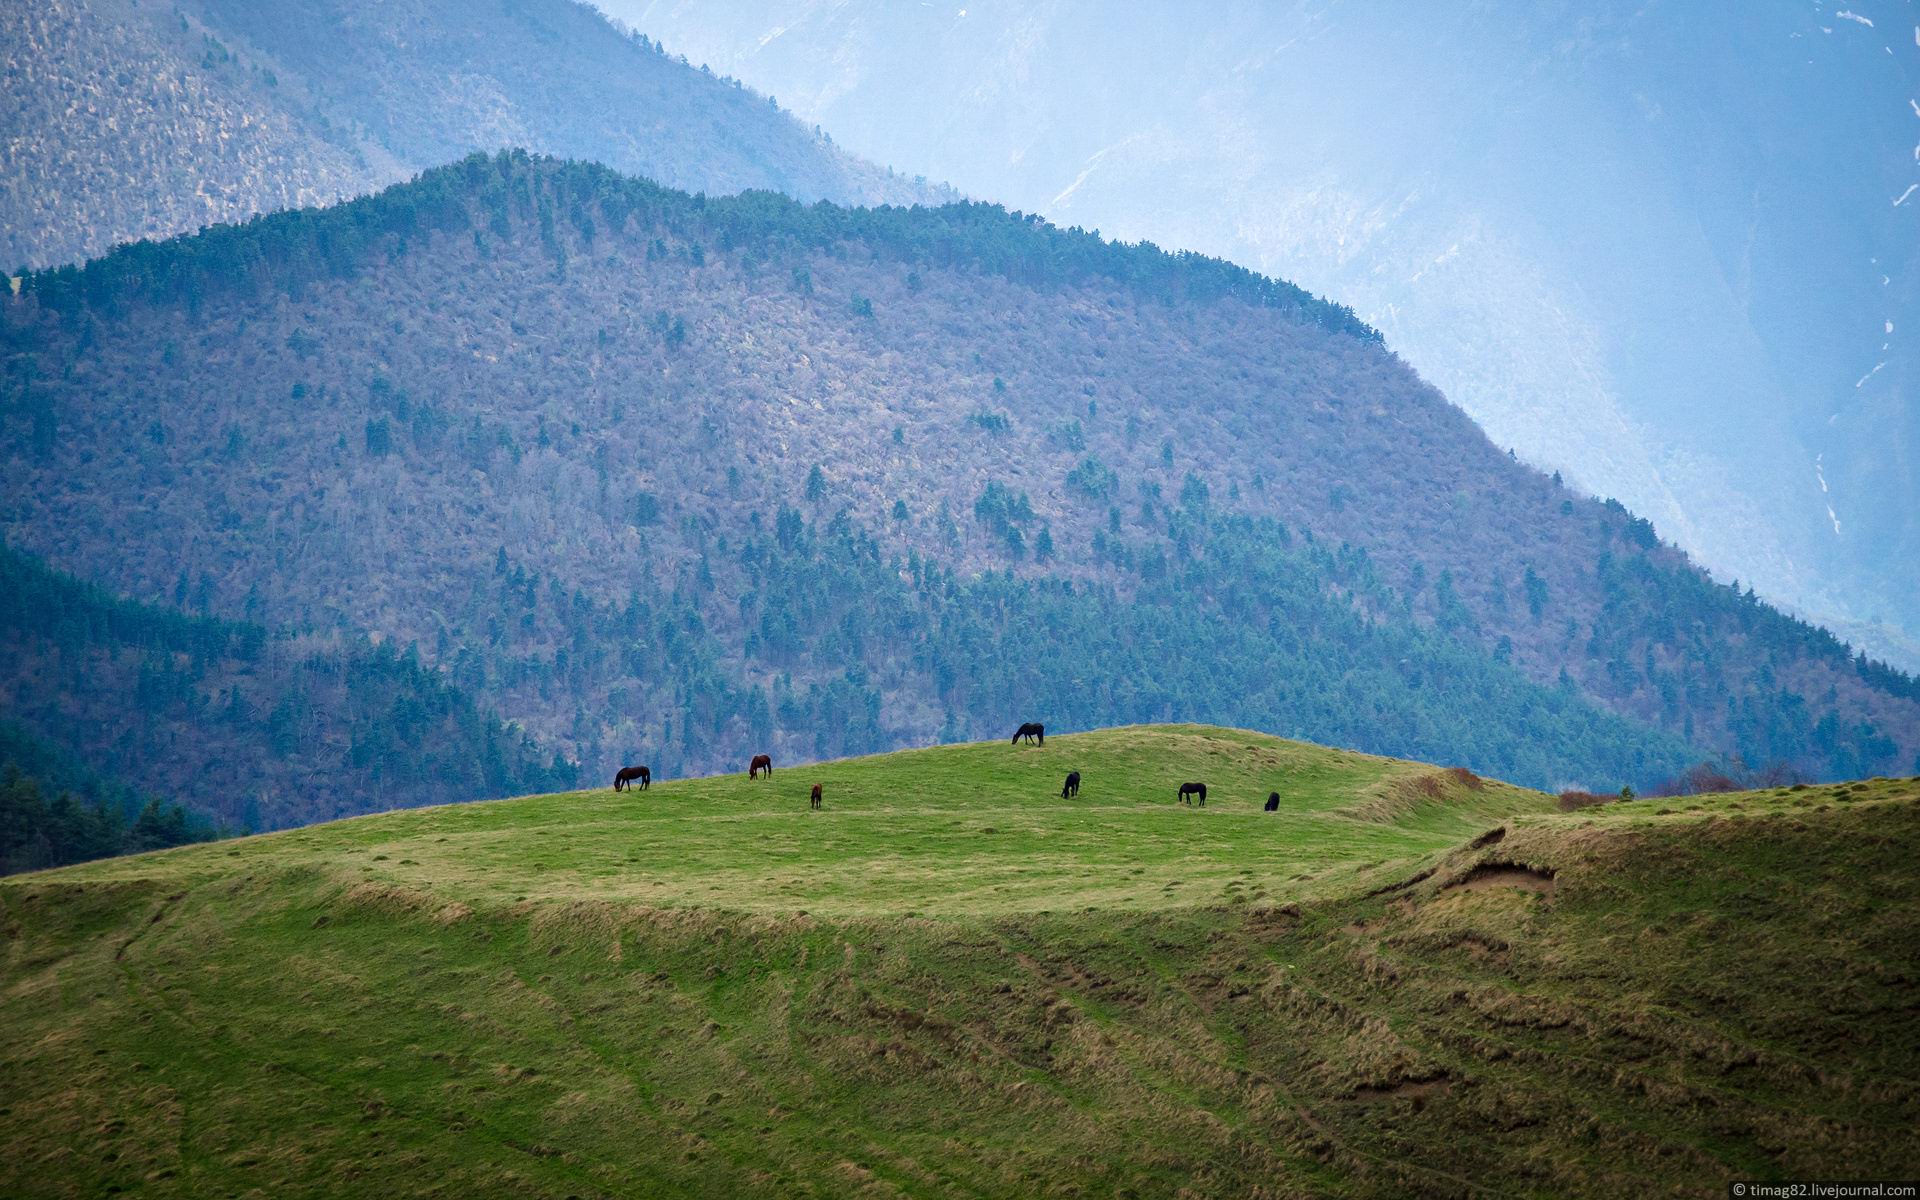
[3,153,1913,804]
[1,0,945,271]
[621,0,1920,667]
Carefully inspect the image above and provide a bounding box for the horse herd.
[611,722,1286,813]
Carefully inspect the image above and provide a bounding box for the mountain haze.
[1,0,942,272]
[4,154,1914,819]
[622,0,1920,667]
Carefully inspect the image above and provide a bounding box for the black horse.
[1178,782,1207,807]
[1264,791,1280,812]
[614,765,650,791]
[1012,722,1045,746]
[1061,771,1081,799]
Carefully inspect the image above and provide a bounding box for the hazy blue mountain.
[618,0,1920,668]
[1,0,943,271]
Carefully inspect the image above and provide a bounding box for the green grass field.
[48,725,1546,916]
[4,726,1917,1197]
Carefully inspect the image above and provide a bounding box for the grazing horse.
[749,754,773,779]
[1178,782,1208,807]
[1061,771,1081,799]
[1264,791,1280,812]
[1012,722,1045,746]
[810,783,823,810]
[613,765,650,791]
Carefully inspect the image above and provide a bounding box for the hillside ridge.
[18,725,1551,914]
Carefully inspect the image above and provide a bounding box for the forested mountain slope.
[3,153,1915,795]
[1,0,940,271]
[0,720,214,874]
[0,546,574,832]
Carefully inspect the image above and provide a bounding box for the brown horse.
[1178,782,1207,807]
[749,754,773,779]
[810,783,823,810]
[613,765,650,791]
[1012,722,1045,745]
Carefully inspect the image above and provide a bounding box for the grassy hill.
[4,726,1915,1197]
[19,726,1548,917]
